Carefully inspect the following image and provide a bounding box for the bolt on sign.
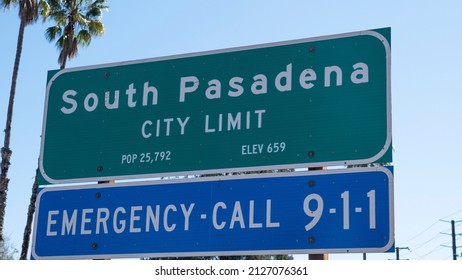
[39,28,392,184]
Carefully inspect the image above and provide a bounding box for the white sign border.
[31,166,394,260]
[39,28,392,184]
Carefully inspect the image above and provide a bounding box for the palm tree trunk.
[20,27,67,259]
[20,167,38,260]
[60,57,67,69]
[0,18,26,250]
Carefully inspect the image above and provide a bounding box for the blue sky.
[1,0,462,260]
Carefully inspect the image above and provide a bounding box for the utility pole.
[440,219,462,260]
[395,247,409,260]
[451,220,457,260]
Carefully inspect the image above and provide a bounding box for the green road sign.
[40,28,392,184]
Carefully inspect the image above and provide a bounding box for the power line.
[406,232,443,252]
[401,230,449,260]
[443,237,462,260]
[399,208,462,246]
[399,220,440,245]
[455,222,462,230]
[418,243,447,259]
[403,231,455,260]
[400,238,445,260]
[440,208,462,220]
[397,209,462,260]
[402,248,423,260]
[393,210,462,260]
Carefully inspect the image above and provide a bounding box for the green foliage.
[347,162,391,168]
[1,0,38,23]
[39,0,108,68]
[145,255,293,260]
[0,237,18,260]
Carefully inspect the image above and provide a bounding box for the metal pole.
[440,219,461,260]
[395,247,409,260]
[308,167,328,261]
[451,220,457,260]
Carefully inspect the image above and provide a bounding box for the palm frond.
[51,10,67,25]
[38,0,50,19]
[19,0,39,24]
[41,0,108,67]
[55,34,64,49]
[76,29,91,46]
[45,25,62,42]
[87,0,108,17]
[73,10,88,27]
[1,0,19,9]
[88,20,103,35]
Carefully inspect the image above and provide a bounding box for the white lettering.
[142,82,158,106]
[62,209,77,236]
[80,208,93,235]
[251,74,268,94]
[228,77,244,97]
[164,118,173,136]
[83,93,98,112]
[246,111,250,129]
[205,110,265,133]
[351,62,369,84]
[227,112,241,131]
[205,115,215,133]
[177,117,190,135]
[141,120,152,138]
[249,200,262,228]
[275,64,292,92]
[179,76,199,102]
[61,90,78,114]
[141,117,190,138]
[325,66,342,87]
[213,202,226,230]
[130,206,142,233]
[206,79,221,99]
[230,201,245,229]
[96,208,109,234]
[299,68,316,89]
[255,109,265,128]
[105,90,119,109]
[113,207,126,234]
[126,83,137,107]
[46,210,59,236]
[164,205,177,232]
[266,200,280,228]
[146,205,160,232]
[180,203,195,231]
[45,204,203,236]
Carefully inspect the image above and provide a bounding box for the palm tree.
[39,0,107,69]
[0,0,38,256]
[0,236,18,260]
[19,0,108,259]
